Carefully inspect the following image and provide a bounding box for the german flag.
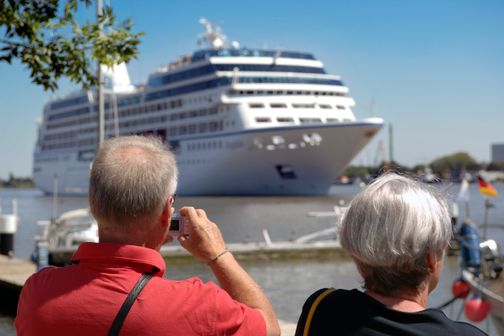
[478,176,498,197]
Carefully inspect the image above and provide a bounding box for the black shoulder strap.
[108,272,154,336]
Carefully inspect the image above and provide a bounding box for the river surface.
[1,182,503,335]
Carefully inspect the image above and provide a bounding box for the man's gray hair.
[339,173,451,295]
[89,135,178,228]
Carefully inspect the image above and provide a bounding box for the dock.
[161,240,344,263]
[48,239,344,265]
[0,255,36,316]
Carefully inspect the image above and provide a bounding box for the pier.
[0,255,35,316]
[161,240,344,263]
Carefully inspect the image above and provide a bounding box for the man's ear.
[159,199,172,229]
[426,251,438,273]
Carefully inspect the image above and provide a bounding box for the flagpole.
[457,178,470,220]
[96,0,105,150]
[483,197,489,241]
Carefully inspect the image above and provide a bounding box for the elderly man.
[16,135,280,336]
[296,173,486,336]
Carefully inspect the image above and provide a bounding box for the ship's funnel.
[101,63,136,93]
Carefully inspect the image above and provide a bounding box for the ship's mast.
[198,18,227,50]
[96,0,105,150]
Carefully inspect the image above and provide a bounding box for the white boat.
[33,18,383,196]
[35,208,98,265]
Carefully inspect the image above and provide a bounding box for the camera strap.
[108,272,154,336]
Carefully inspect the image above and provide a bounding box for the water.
[1,183,503,335]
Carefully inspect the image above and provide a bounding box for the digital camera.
[170,212,189,236]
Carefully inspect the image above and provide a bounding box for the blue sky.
[1,0,503,179]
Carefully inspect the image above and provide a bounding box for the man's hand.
[177,207,227,263]
[177,206,280,336]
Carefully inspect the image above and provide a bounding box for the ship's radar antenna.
[198,18,227,49]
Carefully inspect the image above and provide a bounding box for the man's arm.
[178,207,280,336]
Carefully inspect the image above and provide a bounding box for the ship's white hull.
[34,120,381,196]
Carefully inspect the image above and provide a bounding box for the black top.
[295,289,487,336]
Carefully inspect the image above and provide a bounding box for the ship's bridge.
[191,48,317,61]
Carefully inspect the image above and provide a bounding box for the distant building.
[492,143,504,163]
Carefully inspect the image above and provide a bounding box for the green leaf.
[0,0,143,92]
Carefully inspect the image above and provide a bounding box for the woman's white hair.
[339,172,451,295]
[89,135,178,228]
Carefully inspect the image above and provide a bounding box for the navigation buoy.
[464,296,490,322]
[451,279,470,299]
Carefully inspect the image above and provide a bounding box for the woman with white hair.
[295,173,486,335]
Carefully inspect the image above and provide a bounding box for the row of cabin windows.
[169,107,218,121]
[51,94,142,110]
[119,101,220,122]
[228,90,347,97]
[255,117,352,124]
[120,116,168,129]
[41,120,225,151]
[48,90,174,117]
[34,156,60,163]
[48,98,184,125]
[48,106,90,121]
[144,76,344,103]
[46,100,228,131]
[249,103,346,110]
[148,64,326,87]
[168,120,224,137]
[41,141,77,150]
[237,77,342,86]
[187,141,224,152]
[145,77,230,102]
[50,95,89,110]
[49,91,218,125]
[43,131,76,141]
[44,116,225,148]
[120,99,183,118]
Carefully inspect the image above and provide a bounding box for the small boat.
[34,208,98,265]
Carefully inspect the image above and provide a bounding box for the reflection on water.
[0,183,503,334]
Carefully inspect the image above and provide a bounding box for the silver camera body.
[169,212,189,236]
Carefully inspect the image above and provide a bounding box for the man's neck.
[365,289,429,313]
[99,228,160,250]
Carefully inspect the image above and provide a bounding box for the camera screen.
[170,218,180,231]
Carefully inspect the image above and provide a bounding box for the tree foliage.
[0,0,142,91]
[429,151,479,175]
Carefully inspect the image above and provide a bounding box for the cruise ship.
[33,19,383,196]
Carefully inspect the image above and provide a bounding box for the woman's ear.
[425,251,438,273]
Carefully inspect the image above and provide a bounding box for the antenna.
[198,18,227,49]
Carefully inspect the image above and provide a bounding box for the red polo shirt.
[15,243,266,336]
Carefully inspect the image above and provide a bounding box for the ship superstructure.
[33,19,383,195]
